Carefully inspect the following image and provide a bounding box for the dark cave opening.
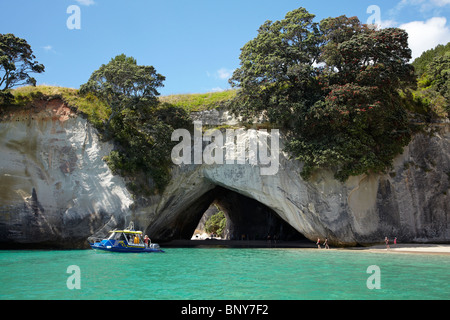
[164,186,308,242]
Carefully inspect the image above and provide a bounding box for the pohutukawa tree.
[229,8,416,181]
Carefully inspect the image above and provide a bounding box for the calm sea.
[0,248,448,300]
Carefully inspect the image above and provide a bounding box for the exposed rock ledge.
[0,100,449,248]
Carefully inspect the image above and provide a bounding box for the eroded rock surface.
[141,124,450,246]
[0,100,133,248]
[0,101,449,247]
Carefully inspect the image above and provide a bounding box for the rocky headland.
[0,98,449,248]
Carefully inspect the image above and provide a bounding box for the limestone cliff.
[0,100,449,247]
[0,99,133,248]
[139,123,449,246]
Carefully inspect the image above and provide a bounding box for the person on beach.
[394,237,397,245]
[385,237,390,249]
[324,237,329,249]
[316,238,321,249]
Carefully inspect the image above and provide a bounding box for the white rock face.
[0,100,133,247]
[0,101,449,247]
[144,124,450,245]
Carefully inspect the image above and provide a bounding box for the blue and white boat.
[88,223,164,253]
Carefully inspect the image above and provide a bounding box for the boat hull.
[89,240,164,253]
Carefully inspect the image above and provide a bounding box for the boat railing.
[87,236,104,244]
[149,243,160,250]
[126,237,145,247]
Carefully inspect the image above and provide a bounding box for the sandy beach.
[161,239,450,255]
[355,243,450,255]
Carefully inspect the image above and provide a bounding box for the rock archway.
[214,187,307,241]
[140,125,450,246]
[141,159,329,244]
[147,185,307,242]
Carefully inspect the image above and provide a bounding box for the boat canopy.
[109,230,142,235]
[108,222,143,235]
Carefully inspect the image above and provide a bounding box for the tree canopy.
[0,33,45,101]
[412,42,450,78]
[412,42,450,114]
[80,54,190,193]
[80,54,165,126]
[230,8,416,181]
[205,209,227,237]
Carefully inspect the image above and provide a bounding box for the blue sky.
[1,0,449,95]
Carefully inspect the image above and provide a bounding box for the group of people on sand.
[315,236,399,250]
[316,236,398,249]
[384,236,397,249]
[316,237,330,249]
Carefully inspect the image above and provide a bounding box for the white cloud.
[389,0,450,19]
[207,68,235,81]
[42,45,58,54]
[430,0,450,6]
[399,17,450,60]
[216,68,233,80]
[76,0,95,6]
[396,0,450,8]
[380,20,399,28]
[211,87,225,92]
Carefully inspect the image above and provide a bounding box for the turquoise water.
[0,248,449,300]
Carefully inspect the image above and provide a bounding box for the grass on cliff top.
[7,85,111,127]
[7,86,237,120]
[158,90,237,112]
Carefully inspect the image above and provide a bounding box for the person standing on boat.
[144,235,149,248]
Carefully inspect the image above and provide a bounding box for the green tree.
[410,42,449,116]
[81,54,190,192]
[297,18,416,180]
[229,7,322,126]
[421,51,450,112]
[412,42,450,77]
[428,52,449,106]
[205,210,227,237]
[80,54,165,127]
[230,8,416,181]
[0,33,45,102]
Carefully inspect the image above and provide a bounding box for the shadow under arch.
[148,186,307,243]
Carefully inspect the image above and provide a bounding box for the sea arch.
[142,161,325,244]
